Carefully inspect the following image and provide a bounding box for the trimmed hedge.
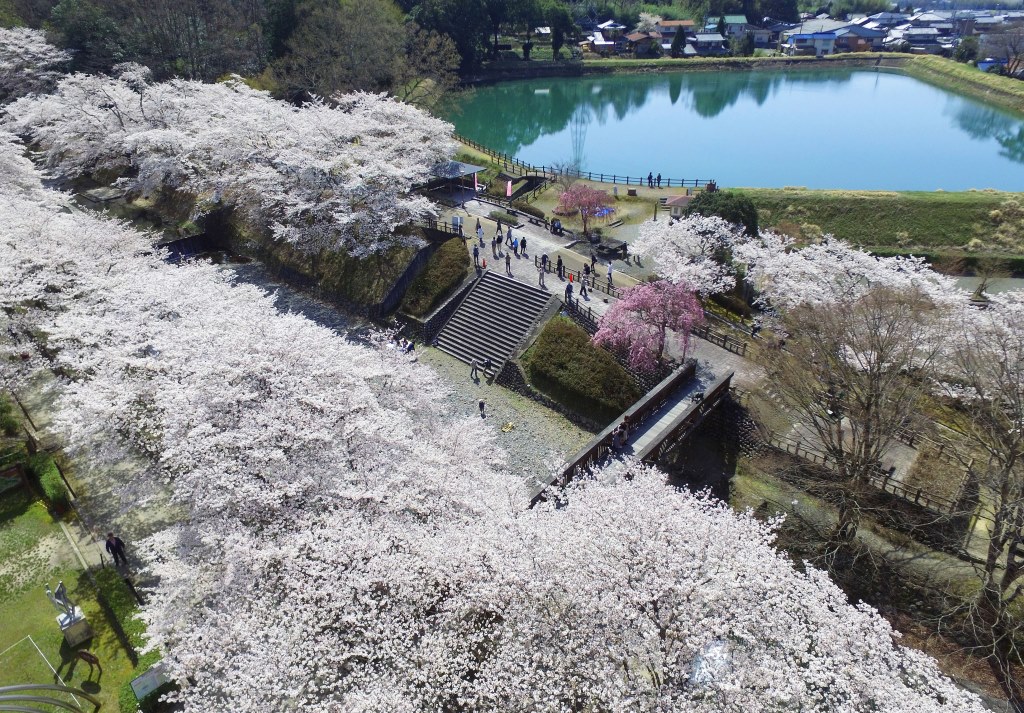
[488,210,520,226]
[402,238,471,317]
[523,317,641,423]
[26,453,69,512]
[511,200,545,219]
[0,395,18,436]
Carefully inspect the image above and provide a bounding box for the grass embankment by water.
[902,55,1024,116]
[737,187,1024,265]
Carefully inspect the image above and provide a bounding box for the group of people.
[390,333,416,353]
[646,172,662,188]
[610,416,632,452]
[470,356,493,380]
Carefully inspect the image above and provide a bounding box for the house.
[783,32,837,56]
[586,31,617,54]
[655,18,695,50]
[779,19,847,50]
[908,12,947,27]
[832,24,886,52]
[721,14,750,37]
[972,15,1004,32]
[765,21,798,46]
[665,195,693,218]
[903,26,942,52]
[625,31,662,56]
[692,32,728,55]
[863,11,909,28]
[748,26,773,47]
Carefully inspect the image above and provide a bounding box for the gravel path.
[415,345,593,497]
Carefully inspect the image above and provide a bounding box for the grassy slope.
[402,237,470,317]
[0,492,135,711]
[736,187,1024,252]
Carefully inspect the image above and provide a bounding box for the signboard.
[131,666,169,701]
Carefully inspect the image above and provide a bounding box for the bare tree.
[757,286,943,552]
[942,298,1024,711]
[981,26,1024,76]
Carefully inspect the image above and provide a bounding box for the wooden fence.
[765,433,962,515]
[457,134,715,189]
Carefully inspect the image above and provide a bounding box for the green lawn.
[0,490,136,711]
[737,187,1024,256]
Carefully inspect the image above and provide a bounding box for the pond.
[449,69,1024,191]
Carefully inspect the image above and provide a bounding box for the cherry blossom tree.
[631,214,744,296]
[0,135,989,712]
[0,28,71,104]
[556,183,611,237]
[3,65,455,256]
[733,232,962,310]
[593,280,703,373]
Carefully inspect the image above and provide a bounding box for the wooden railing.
[534,256,623,299]
[691,322,747,357]
[637,371,734,462]
[529,361,698,505]
[457,134,715,189]
[765,432,963,515]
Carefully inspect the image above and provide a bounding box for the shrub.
[686,190,759,235]
[402,238,470,317]
[0,395,18,436]
[511,200,544,219]
[488,210,519,225]
[524,317,641,423]
[27,454,69,511]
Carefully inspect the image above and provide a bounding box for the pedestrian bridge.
[528,363,734,505]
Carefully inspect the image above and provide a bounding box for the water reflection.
[451,69,1024,190]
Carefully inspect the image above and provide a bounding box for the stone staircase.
[434,271,553,373]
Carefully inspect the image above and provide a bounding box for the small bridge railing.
[636,371,734,462]
[456,134,715,189]
[529,361,697,505]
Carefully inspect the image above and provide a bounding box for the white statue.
[45,581,79,624]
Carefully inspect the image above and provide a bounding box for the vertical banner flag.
[506,180,512,197]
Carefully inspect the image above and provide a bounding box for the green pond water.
[449,68,1024,191]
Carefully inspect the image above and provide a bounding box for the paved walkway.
[441,198,642,321]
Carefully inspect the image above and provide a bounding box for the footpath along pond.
[450,68,1024,191]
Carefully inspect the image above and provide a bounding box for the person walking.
[471,358,480,380]
[496,219,503,236]
[583,262,590,282]
[105,533,127,567]
[478,399,486,418]
[538,263,546,288]
[520,235,527,256]
[476,224,484,245]
[564,281,573,303]
[505,252,512,275]
[506,226,513,247]
[475,217,481,233]
[512,236,519,257]
[656,173,662,188]
[607,261,614,287]
[541,253,549,270]
[590,251,597,271]
[472,244,480,268]
[556,255,564,279]
[580,280,588,299]
[491,235,498,259]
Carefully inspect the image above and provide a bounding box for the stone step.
[435,270,553,368]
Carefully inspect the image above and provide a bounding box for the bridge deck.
[528,366,733,505]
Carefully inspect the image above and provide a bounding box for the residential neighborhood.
[579,7,1024,66]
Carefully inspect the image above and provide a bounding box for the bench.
[627,188,638,197]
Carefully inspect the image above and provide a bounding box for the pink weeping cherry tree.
[556,183,611,237]
[593,280,703,373]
